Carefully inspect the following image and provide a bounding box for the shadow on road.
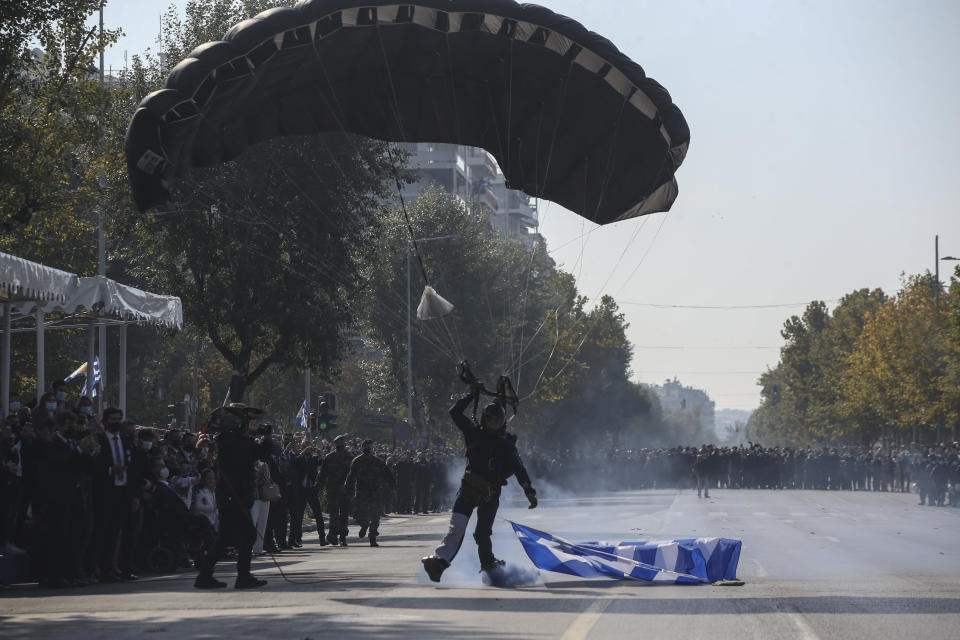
[0,611,511,640]
[335,594,960,615]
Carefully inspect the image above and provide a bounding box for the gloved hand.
[524,486,538,509]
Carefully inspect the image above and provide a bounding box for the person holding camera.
[194,404,272,590]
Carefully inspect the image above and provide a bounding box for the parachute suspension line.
[385,147,431,289]
[373,25,443,314]
[505,36,515,182]
[510,106,546,388]
[375,24,407,142]
[442,35,462,142]
[522,212,659,403]
[526,309,561,401]
[504,67,574,385]
[520,97,632,403]
[299,48,460,361]
[512,105,548,390]
[448,298,466,357]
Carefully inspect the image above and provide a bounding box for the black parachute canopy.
[126,0,690,225]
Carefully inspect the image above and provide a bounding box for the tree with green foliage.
[749,274,960,446]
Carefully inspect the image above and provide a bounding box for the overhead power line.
[637,370,763,375]
[633,345,780,350]
[620,299,841,310]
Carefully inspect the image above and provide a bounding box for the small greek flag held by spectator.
[80,357,101,398]
[64,362,88,383]
[510,522,741,584]
[296,399,308,428]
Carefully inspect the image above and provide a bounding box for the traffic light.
[316,400,337,432]
[321,391,337,414]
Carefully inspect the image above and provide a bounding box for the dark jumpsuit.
[436,394,533,566]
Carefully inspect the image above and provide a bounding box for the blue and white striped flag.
[296,399,309,428]
[80,356,101,398]
[510,521,741,584]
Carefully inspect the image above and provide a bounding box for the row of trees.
[1,1,712,449]
[747,273,960,446]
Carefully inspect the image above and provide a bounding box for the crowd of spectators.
[2,382,957,589]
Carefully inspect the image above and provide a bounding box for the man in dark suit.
[285,442,307,547]
[37,411,99,587]
[266,439,288,551]
[94,407,138,582]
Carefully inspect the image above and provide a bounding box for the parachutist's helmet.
[481,402,506,431]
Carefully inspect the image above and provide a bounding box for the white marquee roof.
[1,252,183,329]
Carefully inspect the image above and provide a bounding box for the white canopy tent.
[1,252,183,417]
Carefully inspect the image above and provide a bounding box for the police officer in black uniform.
[421,383,537,582]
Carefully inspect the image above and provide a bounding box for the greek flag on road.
[510,521,741,584]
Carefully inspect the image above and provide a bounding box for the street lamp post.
[934,235,959,442]
[935,235,960,314]
[406,234,459,448]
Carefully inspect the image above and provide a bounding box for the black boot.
[339,536,348,547]
[235,574,268,589]
[318,532,329,546]
[369,534,378,547]
[194,575,227,589]
[358,524,368,539]
[480,557,505,572]
[421,555,449,582]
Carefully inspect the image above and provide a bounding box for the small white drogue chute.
[417,285,455,320]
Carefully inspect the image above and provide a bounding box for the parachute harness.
[457,359,519,425]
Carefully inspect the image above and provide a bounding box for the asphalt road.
[2,488,958,639]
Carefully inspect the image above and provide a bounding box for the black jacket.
[449,394,532,489]
[215,433,271,509]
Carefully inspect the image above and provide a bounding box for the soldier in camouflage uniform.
[344,440,397,547]
[318,434,354,546]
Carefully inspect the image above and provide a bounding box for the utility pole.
[97,8,107,413]
[406,241,414,442]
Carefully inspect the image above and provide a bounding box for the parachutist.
[421,387,537,584]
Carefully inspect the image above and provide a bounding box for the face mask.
[159,466,170,480]
[55,391,66,401]
[141,441,153,451]
[45,402,58,412]
[10,402,20,412]
[79,406,93,416]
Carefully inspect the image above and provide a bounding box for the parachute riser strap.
[387,147,431,287]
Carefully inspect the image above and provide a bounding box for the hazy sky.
[97,0,960,410]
